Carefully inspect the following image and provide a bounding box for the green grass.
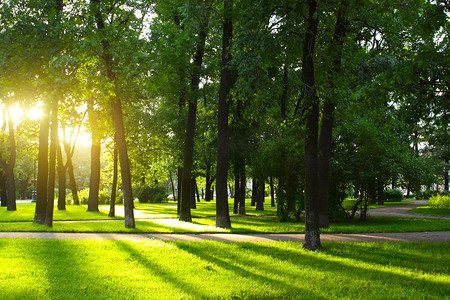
[0,216,449,234]
[0,238,447,299]
[0,204,123,222]
[342,199,411,210]
[410,206,450,216]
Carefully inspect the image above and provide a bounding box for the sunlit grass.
[0,216,448,234]
[0,204,123,222]
[410,206,450,216]
[0,238,447,299]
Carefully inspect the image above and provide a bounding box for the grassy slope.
[410,206,450,216]
[0,238,448,299]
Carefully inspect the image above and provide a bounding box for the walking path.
[1,200,449,242]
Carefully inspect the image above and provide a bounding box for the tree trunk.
[205,163,214,202]
[109,136,118,217]
[251,178,257,206]
[270,176,275,208]
[318,2,347,229]
[34,102,50,224]
[56,144,66,210]
[6,107,16,211]
[377,179,385,205]
[233,169,239,214]
[112,99,135,228]
[0,171,6,207]
[444,159,449,192]
[238,163,246,215]
[92,0,135,228]
[190,177,197,209]
[88,128,101,212]
[177,166,182,214]
[302,0,321,251]
[66,157,79,205]
[44,99,58,227]
[255,179,264,211]
[216,0,233,228]
[169,170,176,202]
[180,21,208,222]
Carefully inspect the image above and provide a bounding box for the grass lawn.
[342,199,412,210]
[0,216,449,234]
[410,206,450,216]
[0,238,447,299]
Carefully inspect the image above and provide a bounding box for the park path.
[366,200,450,220]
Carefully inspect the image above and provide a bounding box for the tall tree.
[302,0,321,251]
[216,0,233,228]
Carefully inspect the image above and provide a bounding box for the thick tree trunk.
[216,0,233,228]
[6,108,16,211]
[302,0,321,251]
[255,179,264,211]
[45,99,58,227]
[109,136,118,217]
[88,131,101,212]
[56,144,66,210]
[34,103,50,224]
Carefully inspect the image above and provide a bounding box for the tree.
[215,0,233,228]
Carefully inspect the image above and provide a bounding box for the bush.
[428,195,450,209]
[135,184,168,203]
[383,189,403,202]
[416,190,439,200]
[66,188,124,205]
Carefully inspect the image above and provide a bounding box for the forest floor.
[1,201,449,242]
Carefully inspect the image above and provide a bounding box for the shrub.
[383,189,403,202]
[135,184,168,203]
[428,194,450,209]
[416,190,439,200]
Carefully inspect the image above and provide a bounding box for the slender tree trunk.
[444,159,449,192]
[190,177,197,209]
[45,99,58,227]
[270,176,275,208]
[216,0,233,228]
[177,166,182,214]
[302,0,321,251]
[169,170,176,202]
[6,108,16,211]
[56,144,66,210]
[251,178,257,206]
[88,129,101,212]
[233,168,239,214]
[238,162,246,215]
[34,102,50,224]
[180,23,208,222]
[109,136,118,217]
[255,179,264,211]
[0,170,6,207]
[92,0,134,227]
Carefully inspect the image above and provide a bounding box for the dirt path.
[367,200,450,220]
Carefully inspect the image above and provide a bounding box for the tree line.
[0,0,448,250]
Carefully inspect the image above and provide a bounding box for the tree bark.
[179,22,208,222]
[270,176,275,208]
[56,144,66,210]
[44,99,58,227]
[5,107,16,211]
[34,102,50,224]
[318,1,348,229]
[302,0,322,251]
[92,0,135,228]
[109,135,118,217]
[88,111,101,212]
[238,162,246,215]
[0,170,6,207]
[255,179,264,211]
[216,0,233,228]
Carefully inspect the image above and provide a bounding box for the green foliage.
[66,188,123,205]
[428,194,450,209]
[134,183,168,204]
[383,189,404,202]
